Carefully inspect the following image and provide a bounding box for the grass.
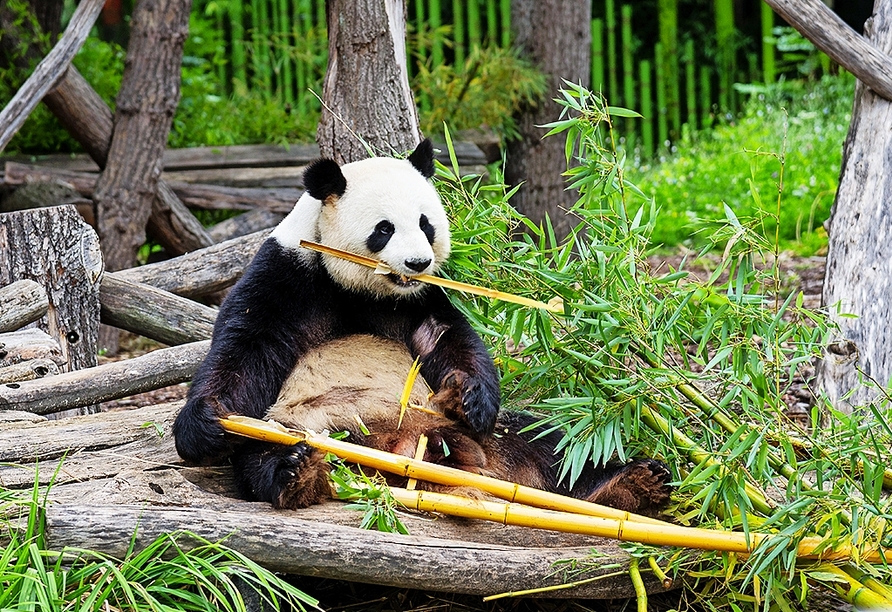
[626,73,855,255]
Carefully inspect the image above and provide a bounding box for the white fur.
[272,155,450,298]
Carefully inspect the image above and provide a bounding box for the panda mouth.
[387,273,422,288]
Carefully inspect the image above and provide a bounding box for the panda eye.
[367,220,395,253]
[419,214,435,245]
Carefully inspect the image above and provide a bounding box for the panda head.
[274,139,450,298]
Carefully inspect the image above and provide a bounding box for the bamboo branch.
[299,240,563,313]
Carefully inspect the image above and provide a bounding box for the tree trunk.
[92,0,191,273]
[317,0,422,163]
[816,2,892,413]
[504,0,591,243]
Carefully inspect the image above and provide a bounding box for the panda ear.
[303,158,347,203]
[408,138,435,179]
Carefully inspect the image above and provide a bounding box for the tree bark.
[504,0,591,243]
[317,0,422,163]
[816,2,892,412]
[92,0,192,273]
[0,206,101,372]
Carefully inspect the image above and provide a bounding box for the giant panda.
[172,139,671,512]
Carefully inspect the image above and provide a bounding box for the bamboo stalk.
[220,415,668,525]
[684,39,697,130]
[605,0,618,103]
[467,0,481,51]
[591,19,604,93]
[639,60,653,158]
[229,0,248,88]
[220,416,892,563]
[658,0,680,138]
[452,0,465,64]
[761,3,776,84]
[430,0,444,66]
[654,43,668,149]
[499,0,510,47]
[485,0,497,46]
[814,563,892,609]
[647,556,673,589]
[699,65,713,127]
[629,557,648,612]
[714,0,735,112]
[299,240,563,312]
[621,5,636,144]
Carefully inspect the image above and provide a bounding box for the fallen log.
[0,358,59,385]
[0,280,48,333]
[0,329,63,368]
[0,0,104,152]
[207,209,285,242]
[3,162,300,214]
[0,340,209,414]
[99,275,216,345]
[111,230,269,298]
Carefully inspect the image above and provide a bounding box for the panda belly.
[266,334,435,434]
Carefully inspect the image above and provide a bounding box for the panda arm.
[409,290,500,438]
[173,240,332,463]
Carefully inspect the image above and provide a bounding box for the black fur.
[303,158,347,201]
[173,238,500,468]
[408,139,435,178]
[366,220,394,253]
[419,214,435,245]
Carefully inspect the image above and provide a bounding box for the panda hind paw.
[586,459,673,515]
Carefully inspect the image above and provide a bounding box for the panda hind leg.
[231,441,331,509]
[580,459,673,516]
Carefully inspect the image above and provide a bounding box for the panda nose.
[405,258,432,273]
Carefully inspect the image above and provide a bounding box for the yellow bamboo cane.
[299,240,563,313]
[221,415,667,525]
[220,416,892,563]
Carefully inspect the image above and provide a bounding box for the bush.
[627,73,854,254]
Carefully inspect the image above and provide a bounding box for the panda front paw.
[232,442,331,509]
[431,370,499,439]
[173,398,230,464]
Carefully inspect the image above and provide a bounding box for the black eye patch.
[419,214,435,245]
[367,220,395,253]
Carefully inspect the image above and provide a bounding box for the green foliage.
[413,45,547,141]
[328,459,409,534]
[0,481,317,611]
[627,73,854,254]
[433,87,892,609]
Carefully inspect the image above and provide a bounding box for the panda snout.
[404,258,432,273]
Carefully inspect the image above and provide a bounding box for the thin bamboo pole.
[621,4,635,144]
[485,0,497,46]
[605,0,618,103]
[714,0,735,112]
[815,564,892,609]
[299,240,563,312]
[654,42,668,150]
[452,0,465,64]
[761,3,776,84]
[229,1,248,88]
[499,0,510,47]
[467,0,481,51]
[591,19,604,94]
[658,0,680,138]
[639,59,653,158]
[430,0,444,66]
[684,39,697,130]
[699,65,713,127]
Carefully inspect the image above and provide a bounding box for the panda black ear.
[303,158,347,202]
[408,138,435,179]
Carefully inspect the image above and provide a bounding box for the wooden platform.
[0,401,673,600]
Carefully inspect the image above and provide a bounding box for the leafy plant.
[328,458,409,534]
[432,85,891,609]
[0,482,318,611]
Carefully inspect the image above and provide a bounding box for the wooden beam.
[763,0,892,102]
[0,0,105,152]
[0,280,48,333]
[0,340,209,414]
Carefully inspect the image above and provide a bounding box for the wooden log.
[111,230,269,298]
[99,275,216,345]
[0,0,105,152]
[763,0,892,103]
[3,162,300,214]
[2,141,488,174]
[45,503,659,599]
[0,341,209,415]
[207,209,285,243]
[0,280,48,333]
[0,329,63,368]
[0,359,60,385]
[0,206,101,371]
